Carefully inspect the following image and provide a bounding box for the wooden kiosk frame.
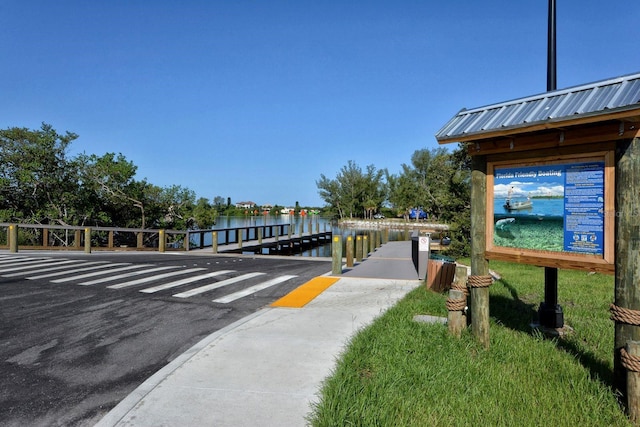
[486,150,615,274]
[436,71,640,419]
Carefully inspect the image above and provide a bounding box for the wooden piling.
[626,341,640,423]
[159,230,166,252]
[363,235,369,257]
[356,235,363,262]
[212,231,218,253]
[9,224,17,253]
[614,138,640,406]
[447,289,466,338]
[346,235,354,267]
[470,154,490,348]
[332,235,342,275]
[84,228,91,254]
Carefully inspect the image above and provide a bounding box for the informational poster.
[492,161,605,255]
[563,162,604,254]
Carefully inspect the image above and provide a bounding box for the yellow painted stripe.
[271,276,340,308]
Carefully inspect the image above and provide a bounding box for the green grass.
[308,260,629,427]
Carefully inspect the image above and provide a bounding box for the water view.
[493,197,564,251]
[191,215,414,257]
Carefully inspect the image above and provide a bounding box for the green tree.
[317,161,386,219]
[191,197,217,229]
[0,123,79,224]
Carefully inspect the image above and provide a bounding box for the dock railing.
[0,222,329,254]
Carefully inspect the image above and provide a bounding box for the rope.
[451,282,469,296]
[446,297,467,312]
[610,303,640,326]
[621,347,640,373]
[468,275,493,288]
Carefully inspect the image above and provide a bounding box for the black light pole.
[547,0,557,92]
[539,0,564,329]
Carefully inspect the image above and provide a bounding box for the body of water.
[190,215,414,257]
[493,197,564,251]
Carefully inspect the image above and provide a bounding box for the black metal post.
[547,0,557,92]
[538,0,564,329]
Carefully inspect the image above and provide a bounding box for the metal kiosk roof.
[435,71,640,152]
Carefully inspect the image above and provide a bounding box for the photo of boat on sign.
[491,161,605,255]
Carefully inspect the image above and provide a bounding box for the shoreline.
[338,219,449,232]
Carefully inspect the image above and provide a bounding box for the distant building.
[235,201,256,209]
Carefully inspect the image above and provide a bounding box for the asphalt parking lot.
[0,251,331,426]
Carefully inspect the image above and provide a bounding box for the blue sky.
[2,1,639,207]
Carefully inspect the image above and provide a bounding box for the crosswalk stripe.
[78,266,177,286]
[3,260,107,277]
[0,257,50,266]
[173,272,266,298]
[0,259,77,274]
[212,275,298,304]
[50,265,146,283]
[107,268,208,289]
[139,270,236,294]
[27,263,131,280]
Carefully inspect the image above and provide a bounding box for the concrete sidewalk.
[96,242,420,427]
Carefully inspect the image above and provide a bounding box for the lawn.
[308,260,630,427]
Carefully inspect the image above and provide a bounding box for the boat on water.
[504,198,533,211]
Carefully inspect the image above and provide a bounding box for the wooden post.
[258,227,263,244]
[453,265,470,325]
[42,228,49,248]
[614,138,640,403]
[159,230,166,252]
[363,235,369,258]
[383,228,389,244]
[627,341,640,423]
[84,228,91,254]
[238,228,243,249]
[9,224,18,253]
[356,235,363,262]
[332,235,342,275]
[375,230,381,249]
[447,289,466,338]
[212,231,218,253]
[108,231,114,249]
[74,230,81,249]
[299,221,304,236]
[136,232,143,249]
[470,154,490,348]
[346,235,354,267]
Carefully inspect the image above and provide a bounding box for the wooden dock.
[185,223,333,255]
[214,230,333,255]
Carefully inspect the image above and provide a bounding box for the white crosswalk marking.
[0,257,49,266]
[173,272,266,298]
[78,266,177,286]
[3,260,107,277]
[212,275,297,303]
[50,265,147,283]
[0,255,298,304]
[27,263,132,280]
[107,268,208,289]
[0,258,54,270]
[0,259,80,274]
[139,270,236,293]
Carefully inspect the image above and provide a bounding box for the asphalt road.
[0,250,332,426]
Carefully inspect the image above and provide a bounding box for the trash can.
[426,254,456,293]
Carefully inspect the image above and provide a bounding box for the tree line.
[316,146,471,256]
[2,123,471,255]
[0,123,251,231]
